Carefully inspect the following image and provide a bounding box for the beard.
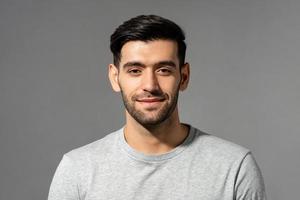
[120,86,180,127]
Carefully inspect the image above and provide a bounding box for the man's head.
[109,15,189,127]
[110,15,186,67]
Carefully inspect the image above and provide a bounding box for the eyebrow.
[122,61,146,69]
[122,60,177,69]
[154,61,177,68]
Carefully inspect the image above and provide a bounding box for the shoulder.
[63,128,122,164]
[189,126,266,199]
[190,126,250,163]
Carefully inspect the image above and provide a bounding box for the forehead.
[119,40,179,66]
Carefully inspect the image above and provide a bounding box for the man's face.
[109,40,189,126]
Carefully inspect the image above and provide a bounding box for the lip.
[136,98,165,103]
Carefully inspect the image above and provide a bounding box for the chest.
[81,159,236,200]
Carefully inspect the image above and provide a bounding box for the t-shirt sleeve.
[235,152,267,200]
[48,155,80,200]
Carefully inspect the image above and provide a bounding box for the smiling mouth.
[136,98,165,103]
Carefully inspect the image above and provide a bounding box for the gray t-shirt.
[48,125,266,200]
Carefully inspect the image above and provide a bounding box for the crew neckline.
[118,125,196,163]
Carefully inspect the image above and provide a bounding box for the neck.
[123,108,189,155]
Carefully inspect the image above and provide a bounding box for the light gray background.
[1,0,299,199]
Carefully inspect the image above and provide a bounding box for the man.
[48,15,266,200]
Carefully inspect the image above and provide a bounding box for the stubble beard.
[120,87,180,128]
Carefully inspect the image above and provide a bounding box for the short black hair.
[110,15,186,67]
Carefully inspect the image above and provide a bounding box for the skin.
[108,39,190,155]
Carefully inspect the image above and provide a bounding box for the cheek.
[118,76,140,95]
[158,77,180,92]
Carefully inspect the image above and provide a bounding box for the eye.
[157,67,172,75]
[127,68,142,75]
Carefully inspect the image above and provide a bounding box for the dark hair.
[110,15,186,67]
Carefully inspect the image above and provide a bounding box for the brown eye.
[128,68,142,75]
[157,68,172,75]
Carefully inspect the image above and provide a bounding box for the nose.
[141,70,160,92]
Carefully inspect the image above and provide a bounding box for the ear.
[179,62,190,91]
[108,64,121,92]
